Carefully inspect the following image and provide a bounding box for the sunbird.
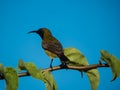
[28,28,69,67]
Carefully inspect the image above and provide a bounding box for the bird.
[28,28,69,68]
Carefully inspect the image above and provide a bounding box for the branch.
[0,64,109,80]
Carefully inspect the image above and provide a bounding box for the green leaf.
[4,67,18,90]
[0,64,18,90]
[18,59,26,70]
[100,50,120,81]
[43,71,57,90]
[0,64,4,73]
[18,60,44,80]
[0,64,4,79]
[18,60,57,90]
[86,69,100,90]
[64,47,100,90]
[64,47,88,66]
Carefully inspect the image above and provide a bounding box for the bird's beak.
[28,30,37,34]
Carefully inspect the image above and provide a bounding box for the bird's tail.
[59,54,70,64]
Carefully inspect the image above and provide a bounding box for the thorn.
[99,60,102,65]
[80,71,83,78]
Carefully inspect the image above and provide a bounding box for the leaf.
[18,60,44,81]
[0,64,4,72]
[0,64,4,78]
[86,69,100,90]
[0,64,18,90]
[4,67,18,90]
[43,71,57,90]
[18,59,26,70]
[18,60,57,90]
[100,50,120,81]
[64,47,88,66]
[64,47,100,90]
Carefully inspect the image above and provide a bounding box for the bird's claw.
[60,62,68,68]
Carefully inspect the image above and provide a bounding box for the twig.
[0,64,109,80]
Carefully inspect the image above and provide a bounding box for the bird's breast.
[44,50,58,59]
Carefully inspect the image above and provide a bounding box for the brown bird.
[28,28,69,67]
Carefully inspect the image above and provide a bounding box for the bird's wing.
[42,40,63,55]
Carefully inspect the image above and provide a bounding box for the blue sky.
[0,0,120,90]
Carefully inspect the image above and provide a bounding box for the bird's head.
[28,28,52,39]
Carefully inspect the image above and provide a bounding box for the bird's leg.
[50,59,53,68]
